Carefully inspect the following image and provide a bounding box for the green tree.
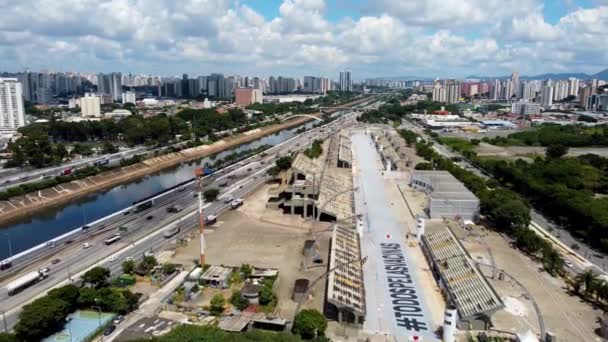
[575,269,599,297]
[136,255,158,275]
[72,143,94,156]
[48,284,80,312]
[14,296,69,341]
[77,287,99,308]
[259,283,275,305]
[414,162,433,170]
[102,142,119,154]
[267,166,281,178]
[0,333,18,342]
[275,156,293,170]
[546,144,569,159]
[203,188,220,202]
[210,294,226,315]
[122,259,135,274]
[81,266,111,288]
[292,309,328,339]
[162,263,177,275]
[240,264,253,278]
[230,291,249,310]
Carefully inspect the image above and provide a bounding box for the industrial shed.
[410,170,479,221]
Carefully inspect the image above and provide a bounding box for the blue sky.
[0,0,606,79]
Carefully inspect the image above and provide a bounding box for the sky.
[0,0,606,79]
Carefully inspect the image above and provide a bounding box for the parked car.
[103,325,116,336]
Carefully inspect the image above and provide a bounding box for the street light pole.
[1,233,12,258]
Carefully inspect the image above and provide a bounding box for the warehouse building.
[410,170,479,221]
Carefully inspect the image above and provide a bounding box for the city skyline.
[0,0,606,78]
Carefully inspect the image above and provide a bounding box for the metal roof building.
[421,221,503,329]
[410,170,479,221]
[327,224,365,325]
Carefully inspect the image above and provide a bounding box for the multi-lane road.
[0,146,147,191]
[0,112,358,332]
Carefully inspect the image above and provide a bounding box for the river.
[0,121,317,259]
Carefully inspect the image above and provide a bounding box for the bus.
[133,200,154,213]
[104,234,121,245]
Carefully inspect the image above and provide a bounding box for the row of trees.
[11,266,138,341]
[128,319,329,342]
[571,270,608,305]
[484,124,608,147]
[405,130,565,274]
[480,151,608,252]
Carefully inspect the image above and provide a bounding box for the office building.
[339,71,352,92]
[80,93,101,117]
[234,88,263,106]
[122,91,136,105]
[0,78,26,129]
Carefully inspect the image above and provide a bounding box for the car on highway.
[565,260,573,268]
[146,215,154,220]
[109,256,117,262]
[125,256,133,261]
[51,258,61,265]
[83,242,93,249]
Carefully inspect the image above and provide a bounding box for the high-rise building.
[0,78,25,129]
[553,81,569,101]
[511,101,540,115]
[511,71,520,98]
[339,71,352,92]
[541,86,553,108]
[579,86,593,110]
[80,93,101,117]
[234,88,263,106]
[122,91,136,105]
[568,78,580,96]
[432,81,446,103]
[445,80,460,104]
[491,79,501,101]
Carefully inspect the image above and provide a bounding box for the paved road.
[352,133,435,341]
[399,119,606,275]
[0,112,357,332]
[0,146,147,191]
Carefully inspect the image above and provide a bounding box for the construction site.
[109,122,605,342]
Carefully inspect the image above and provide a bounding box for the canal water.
[0,121,316,259]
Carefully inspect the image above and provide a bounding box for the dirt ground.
[452,222,604,341]
[168,183,331,320]
[475,142,608,160]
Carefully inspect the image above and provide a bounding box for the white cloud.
[0,0,606,77]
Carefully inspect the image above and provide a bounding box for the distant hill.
[466,68,608,80]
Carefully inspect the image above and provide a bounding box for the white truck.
[6,268,50,295]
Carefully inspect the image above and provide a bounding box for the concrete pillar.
[338,310,343,323]
[443,306,458,342]
[416,216,425,242]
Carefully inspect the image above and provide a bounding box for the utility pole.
[195,168,206,266]
[2,310,7,333]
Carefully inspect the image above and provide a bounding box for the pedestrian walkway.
[351,133,436,341]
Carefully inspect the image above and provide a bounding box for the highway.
[0,146,147,191]
[398,119,605,276]
[0,112,358,332]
